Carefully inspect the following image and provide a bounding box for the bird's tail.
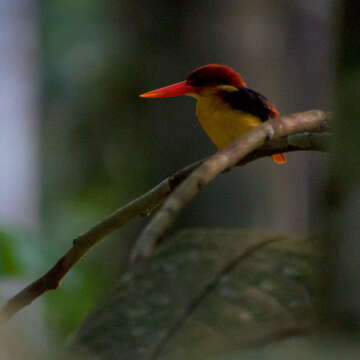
[272,153,287,165]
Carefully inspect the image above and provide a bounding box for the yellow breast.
[195,95,262,150]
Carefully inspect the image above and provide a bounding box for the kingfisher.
[140,64,286,164]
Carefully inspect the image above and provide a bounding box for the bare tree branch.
[0,160,202,324]
[131,110,329,263]
[0,110,329,324]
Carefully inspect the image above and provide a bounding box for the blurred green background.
[0,0,334,341]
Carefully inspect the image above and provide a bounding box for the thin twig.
[236,132,329,167]
[0,161,202,324]
[131,110,329,263]
[0,110,329,323]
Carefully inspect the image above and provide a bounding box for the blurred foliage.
[73,228,321,360]
[39,0,234,336]
[217,336,360,360]
[0,0,330,341]
[0,225,109,335]
[324,1,360,325]
[0,1,351,360]
[0,230,21,276]
[0,228,44,277]
[40,0,153,335]
[330,2,360,183]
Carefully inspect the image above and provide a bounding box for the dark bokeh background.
[0,0,334,339]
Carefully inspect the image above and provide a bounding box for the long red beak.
[140,81,195,98]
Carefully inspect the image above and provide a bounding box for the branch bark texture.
[0,110,329,323]
[0,161,202,323]
[131,110,329,262]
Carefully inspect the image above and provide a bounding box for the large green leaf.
[73,229,321,359]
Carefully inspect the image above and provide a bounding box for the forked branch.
[0,110,329,324]
[131,110,329,262]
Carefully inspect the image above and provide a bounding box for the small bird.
[140,64,286,164]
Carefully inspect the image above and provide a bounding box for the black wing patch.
[221,88,278,122]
